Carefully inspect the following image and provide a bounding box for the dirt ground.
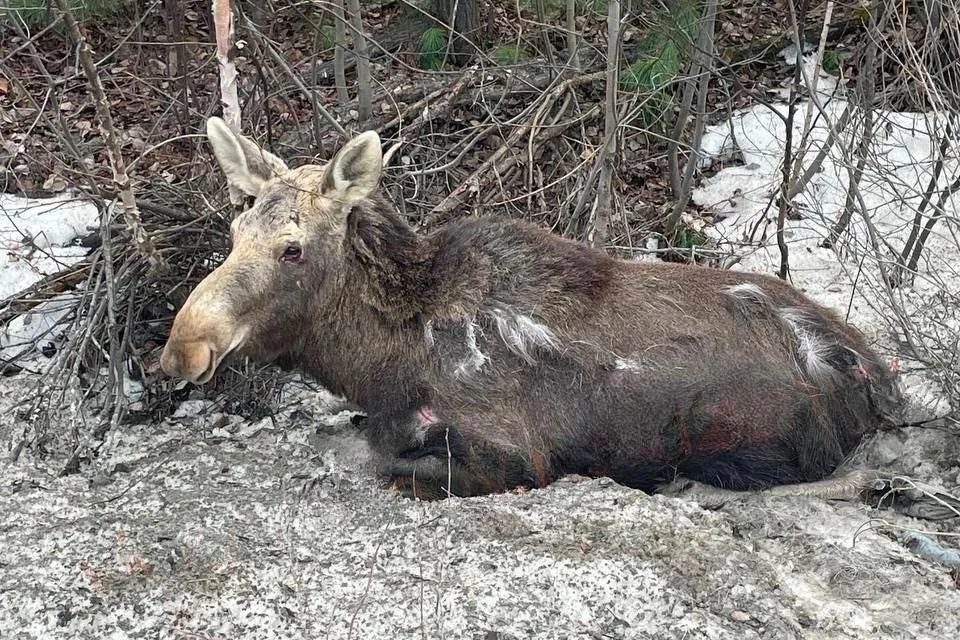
[1,370,958,640]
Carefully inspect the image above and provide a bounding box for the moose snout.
[160,337,218,384]
[160,309,251,385]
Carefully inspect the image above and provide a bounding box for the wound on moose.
[160,117,903,502]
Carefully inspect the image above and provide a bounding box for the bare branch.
[52,0,165,272]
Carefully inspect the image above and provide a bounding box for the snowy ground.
[0,192,98,368]
[2,58,960,638]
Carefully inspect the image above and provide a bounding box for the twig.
[822,0,885,250]
[0,261,92,326]
[244,16,348,139]
[424,71,605,224]
[53,0,165,273]
[665,0,719,240]
[790,0,834,180]
[775,0,811,280]
[588,0,622,248]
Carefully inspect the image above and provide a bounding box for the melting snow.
[0,191,99,299]
[0,191,99,368]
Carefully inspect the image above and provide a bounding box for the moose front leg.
[369,407,544,501]
[382,455,485,501]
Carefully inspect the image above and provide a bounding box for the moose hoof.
[387,475,450,502]
[382,455,468,501]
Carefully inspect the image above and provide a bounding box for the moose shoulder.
[160,117,903,501]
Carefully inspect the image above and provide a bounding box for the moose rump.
[160,117,902,501]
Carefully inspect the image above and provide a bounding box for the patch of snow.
[0,192,99,372]
[0,191,99,299]
[779,42,815,66]
[0,292,75,367]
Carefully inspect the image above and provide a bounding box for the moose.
[160,117,904,503]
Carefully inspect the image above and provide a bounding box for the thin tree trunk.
[787,102,852,200]
[345,0,371,122]
[212,0,244,206]
[665,0,719,240]
[776,0,810,280]
[535,0,556,71]
[667,56,699,200]
[566,0,580,70]
[432,0,480,65]
[164,0,189,126]
[333,0,349,105]
[590,0,620,249]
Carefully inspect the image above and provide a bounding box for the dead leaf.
[42,173,67,192]
[1,140,22,157]
[75,120,93,137]
[0,78,9,94]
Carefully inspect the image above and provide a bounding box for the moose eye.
[280,244,302,263]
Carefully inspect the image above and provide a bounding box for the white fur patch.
[455,321,488,377]
[614,358,643,371]
[423,320,435,348]
[724,282,769,305]
[489,308,560,365]
[779,307,837,381]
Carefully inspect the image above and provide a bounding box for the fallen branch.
[0,261,93,328]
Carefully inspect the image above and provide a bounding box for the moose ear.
[206,116,289,198]
[321,130,383,205]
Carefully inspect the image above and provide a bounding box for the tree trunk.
[432,0,480,66]
[345,0,371,123]
[591,0,621,249]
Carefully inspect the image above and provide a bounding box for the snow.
[0,190,99,299]
[0,191,99,371]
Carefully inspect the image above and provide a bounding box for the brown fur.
[161,120,903,500]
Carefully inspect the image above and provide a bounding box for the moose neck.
[343,196,434,321]
[293,198,434,414]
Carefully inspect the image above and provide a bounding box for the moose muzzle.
[160,270,251,384]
